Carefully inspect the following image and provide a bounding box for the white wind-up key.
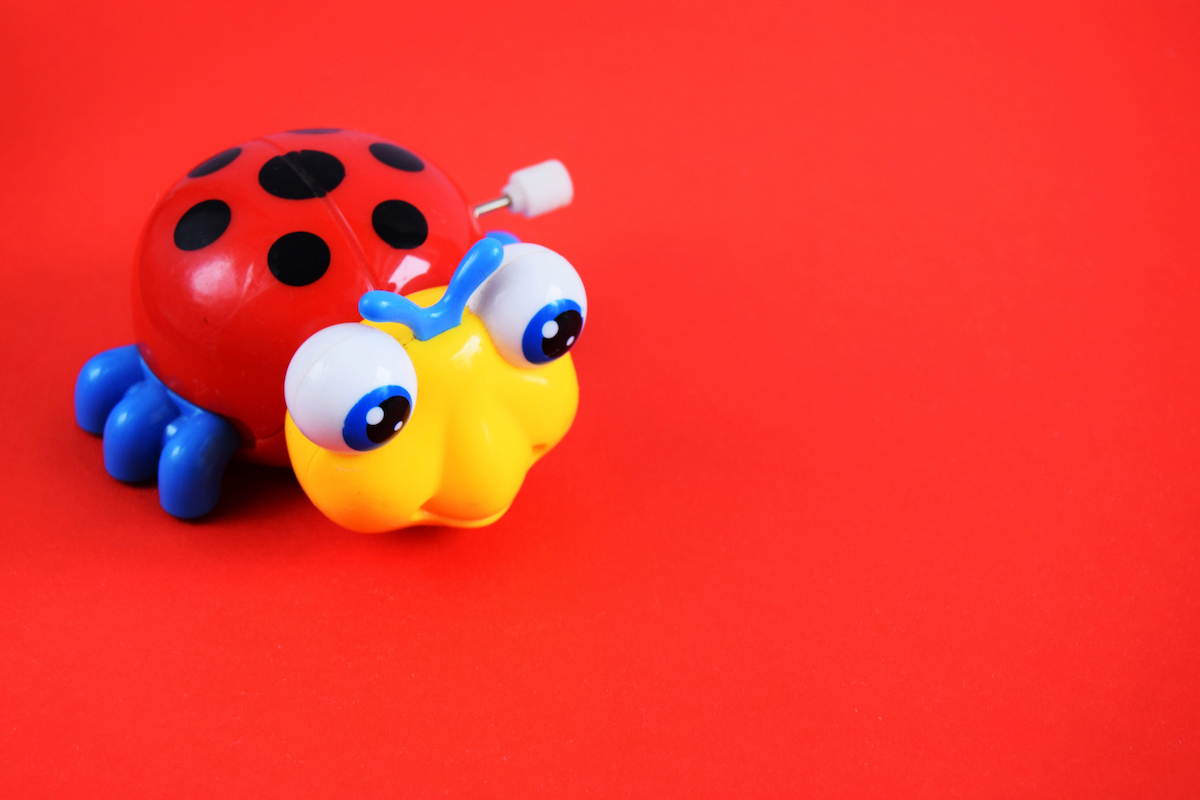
[473,160,574,219]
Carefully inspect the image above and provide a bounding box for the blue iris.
[522,299,584,365]
[342,385,414,452]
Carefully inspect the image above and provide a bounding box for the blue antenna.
[359,237,505,341]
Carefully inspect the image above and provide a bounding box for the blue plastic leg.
[79,345,243,518]
[103,381,179,482]
[157,411,241,519]
[75,345,144,434]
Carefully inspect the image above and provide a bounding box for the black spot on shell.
[267,231,330,286]
[174,200,231,251]
[372,200,428,249]
[288,128,341,134]
[187,147,241,178]
[369,142,424,172]
[258,150,345,199]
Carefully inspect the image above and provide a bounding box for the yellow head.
[283,242,584,533]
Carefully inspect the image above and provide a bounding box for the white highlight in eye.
[365,406,385,425]
[566,336,575,346]
[394,420,404,431]
[542,319,559,339]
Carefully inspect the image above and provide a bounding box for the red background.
[2,1,1198,795]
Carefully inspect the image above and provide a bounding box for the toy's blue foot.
[159,413,241,518]
[75,344,143,434]
[104,380,177,481]
[75,345,241,519]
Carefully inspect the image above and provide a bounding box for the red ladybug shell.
[132,129,482,466]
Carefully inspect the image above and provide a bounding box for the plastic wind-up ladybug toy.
[74,129,585,531]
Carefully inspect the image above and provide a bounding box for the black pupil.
[542,309,583,360]
[366,395,412,444]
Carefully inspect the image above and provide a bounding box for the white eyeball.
[467,243,587,369]
[284,323,418,453]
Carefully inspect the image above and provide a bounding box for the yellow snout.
[284,287,580,533]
